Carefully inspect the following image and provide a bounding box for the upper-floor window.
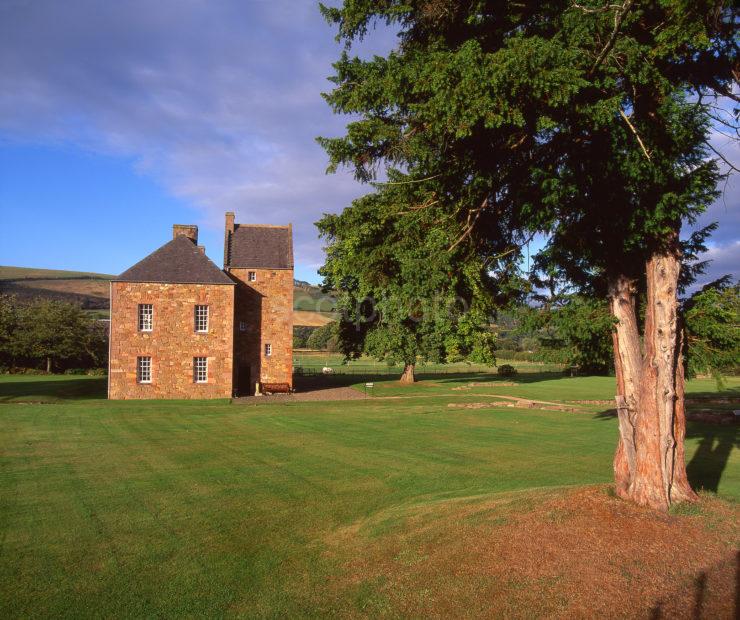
[137,356,152,383]
[194,305,209,332]
[264,343,272,357]
[248,271,256,282]
[138,304,153,332]
[193,357,208,383]
[239,321,247,332]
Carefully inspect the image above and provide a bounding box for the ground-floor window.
[137,356,152,383]
[264,343,272,357]
[194,357,208,383]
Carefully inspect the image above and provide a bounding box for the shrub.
[513,351,533,361]
[16,368,48,375]
[495,349,517,360]
[64,368,87,375]
[87,368,107,376]
[498,364,517,377]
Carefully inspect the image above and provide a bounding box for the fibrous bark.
[608,246,696,510]
[400,363,416,384]
[609,275,640,500]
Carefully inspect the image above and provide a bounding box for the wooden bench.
[261,382,293,395]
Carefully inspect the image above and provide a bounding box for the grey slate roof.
[116,235,234,285]
[229,224,293,269]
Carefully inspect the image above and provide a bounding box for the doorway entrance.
[237,364,252,396]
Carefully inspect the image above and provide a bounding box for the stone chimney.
[223,212,235,269]
[172,224,198,244]
[197,245,206,255]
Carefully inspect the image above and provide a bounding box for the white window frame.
[248,271,256,282]
[138,304,153,332]
[194,357,208,383]
[194,305,209,333]
[264,343,272,357]
[137,356,152,383]
[239,321,247,332]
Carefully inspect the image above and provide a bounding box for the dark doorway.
[237,364,252,396]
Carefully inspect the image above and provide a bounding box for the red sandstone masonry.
[109,282,234,399]
[229,267,293,391]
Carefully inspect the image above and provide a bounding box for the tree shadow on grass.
[650,551,739,619]
[294,370,569,392]
[592,408,738,495]
[0,376,107,402]
[686,424,738,493]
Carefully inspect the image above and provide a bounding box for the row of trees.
[318,1,737,509]
[0,295,107,373]
[293,323,342,351]
[513,280,739,381]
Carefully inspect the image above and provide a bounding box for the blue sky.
[0,0,737,287]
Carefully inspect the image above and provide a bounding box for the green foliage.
[0,296,107,372]
[293,326,316,349]
[516,297,615,374]
[319,1,734,370]
[316,172,500,369]
[684,278,740,387]
[306,322,341,352]
[498,364,517,377]
[0,295,19,367]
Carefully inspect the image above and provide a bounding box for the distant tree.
[684,277,740,388]
[516,297,614,374]
[317,176,503,383]
[306,322,341,352]
[293,326,315,349]
[0,295,19,368]
[12,299,106,372]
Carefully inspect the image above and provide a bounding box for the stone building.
[108,214,293,399]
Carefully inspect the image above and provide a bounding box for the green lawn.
[0,374,737,616]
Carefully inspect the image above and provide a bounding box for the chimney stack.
[197,245,206,255]
[224,212,235,269]
[172,224,198,244]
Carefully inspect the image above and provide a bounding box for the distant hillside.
[0,266,112,309]
[0,266,336,326]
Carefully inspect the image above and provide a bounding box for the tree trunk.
[400,363,416,384]
[46,356,52,374]
[609,248,696,511]
[608,275,640,500]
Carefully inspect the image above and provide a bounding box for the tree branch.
[588,0,635,76]
[619,108,651,161]
[448,197,487,252]
[704,139,740,173]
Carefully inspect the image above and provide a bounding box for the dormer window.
[138,304,153,332]
[194,305,209,333]
[248,271,256,282]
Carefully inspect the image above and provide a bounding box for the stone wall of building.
[229,267,293,393]
[109,282,234,399]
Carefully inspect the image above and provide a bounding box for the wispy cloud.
[0,0,396,271]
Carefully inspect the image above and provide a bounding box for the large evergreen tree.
[317,172,503,381]
[319,1,737,509]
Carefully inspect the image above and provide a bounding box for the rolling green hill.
[0,266,337,325]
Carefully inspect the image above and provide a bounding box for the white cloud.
[0,0,396,270]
